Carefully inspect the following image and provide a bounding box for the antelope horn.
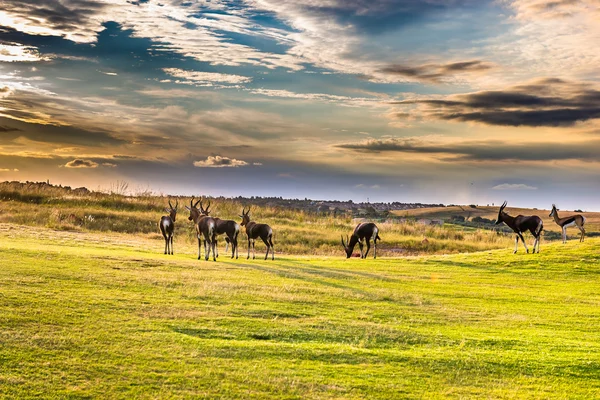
[190,196,195,208]
[168,198,173,209]
[205,200,211,212]
[193,197,201,208]
[341,235,346,248]
[175,199,179,209]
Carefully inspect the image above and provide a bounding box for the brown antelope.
[341,222,381,259]
[159,198,177,255]
[495,201,543,254]
[549,204,586,243]
[198,200,241,259]
[185,197,216,261]
[240,206,274,260]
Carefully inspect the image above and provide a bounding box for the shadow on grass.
[234,262,378,300]
[282,259,401,283]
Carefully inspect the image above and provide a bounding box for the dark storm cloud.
[378,60,493,82]
[393,78,600,126]
[337,137,600,162]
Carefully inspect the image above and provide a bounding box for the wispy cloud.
[492,183,538,191]
[336,136,600,162]
[164,68,252,86]
[377,60,494,83]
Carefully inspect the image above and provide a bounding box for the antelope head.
[495,200,507,225]
[341,234,352,258]
[165,198,178,222]
[549,204,557,218]
[240,206,251,226]
[185,196,202,221]
[199,199,212,216]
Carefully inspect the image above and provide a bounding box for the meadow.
[1,223,600,398]
[0,182,518,256]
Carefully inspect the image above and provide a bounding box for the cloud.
[336,136,600,162]
[0,0,306,70]
[0,0,109,42]
[0,168,19,172]
[249,89,382,107]
[354,183,381,189]
[64,159,98,168]
[510,0,596,20]
[393,78,600,127]
[0,125,20,132]
[377,60,494,83]
[0,43,48,62]
[193,155,249,168]
[163,68,252,86]
[492,183,538,191]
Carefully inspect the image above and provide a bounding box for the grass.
[0,182,516,255]
[1,223,600,398]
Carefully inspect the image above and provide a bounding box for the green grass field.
[1,223,600,398]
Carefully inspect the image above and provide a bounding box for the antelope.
[185,197,216,261]
[240,206,274,260]
[159,198,178,255]
[198,200,241,259]
[549,204,586,243]
[341,222,381,259]
[495,201,543,254]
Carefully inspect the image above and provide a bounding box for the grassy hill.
[1,224,600,398]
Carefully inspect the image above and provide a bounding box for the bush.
[472,216,494,225]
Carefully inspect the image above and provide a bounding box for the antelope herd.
[158,198,589,259]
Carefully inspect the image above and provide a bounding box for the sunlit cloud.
[64,159,99,168]
[0,43,48,62]
[164,68,252,86]
[193,155,249,168]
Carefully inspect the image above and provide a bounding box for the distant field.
[1,223,600,398]
[394,206,600,235]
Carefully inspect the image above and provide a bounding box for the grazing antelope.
[198,200,241,259]
[240,206,274,260]
[495,201,543,254]
[185,197,216,261]
[159,198,178,255]
[341,222,381,259]
[550,204,586,243]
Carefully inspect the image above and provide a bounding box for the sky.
[1,0,599,209]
